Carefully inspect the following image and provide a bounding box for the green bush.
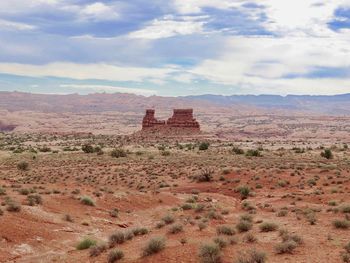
[199,142,210,151]
[76,238,97,250]
[321,149,333,159]
[237,186,250,200]
[82,144,94,153]
[80,196,95,206]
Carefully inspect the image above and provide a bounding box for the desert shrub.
[259,222,278,232]
[80,196,95,206]
[110,208,119,218]
[236,220,253,232]
[89,243,107,257]
[232,147,244,155]
[109,231,125,246]
[161,150,171,156]
[17,161,29,171]
[168,224,183,234]
[142,237,166,256]
[110,148,127,158]
[195,203,205,213]
[237,186,250,200]
[197,168,214,182]
[27,194,42,206]
[19,188,30,195]
[38,146,51,152]
[245,149,261,157]
[216,225,235,236]
[321,149,333,159]
[243,233,257,243]
[0,187,6,195]
[156,221,165,229]
[213,237,227,249]
[6,200,21,212]
[133,227,149,236]
[162,214,175,224]
[124,230,134,240]
[108,249,124,263]
[199,142,210,151]
[64,214,74,222]
[181,203,193,210]
[345,242,350,253]
[198,243,221,263]
[236,249,266,263]
[342,253,350,263]
[277,209,288,217]
[279,229,303,244]
[240,214,253,222]
[304,210,317,225]
[333,219,350,229]
[206,210,223,220]
[76,238,97,250]
[275,240,297,254]
[341,205,350,214]
[82,144,94,153]
[198,222,207,231]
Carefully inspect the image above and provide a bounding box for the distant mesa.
[0,121,16,132]
[142,109,200,132]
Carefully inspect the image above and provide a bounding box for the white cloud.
[0,0,61,14]
[189,34,350,94]
[128,16,205,39]
[0,19,36,31]
[60,84,156,96]
[173,0,240,14]
[79,2,119,21]
[0,62,176,83]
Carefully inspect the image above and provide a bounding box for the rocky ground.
[0,133,349,263]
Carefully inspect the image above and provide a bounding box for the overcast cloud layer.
[0,0,350,96]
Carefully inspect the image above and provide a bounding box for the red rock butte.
[142,109,200,132]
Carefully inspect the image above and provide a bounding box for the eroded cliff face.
[141,109,200,132]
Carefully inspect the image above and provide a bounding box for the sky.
[0,0,350,96]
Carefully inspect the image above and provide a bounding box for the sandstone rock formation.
[141,109,200,132]
[142,109,166,128]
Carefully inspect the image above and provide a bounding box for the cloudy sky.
[0,0,350,96]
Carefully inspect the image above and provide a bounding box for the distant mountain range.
[184,93,350,115]
[0,91,350,115]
